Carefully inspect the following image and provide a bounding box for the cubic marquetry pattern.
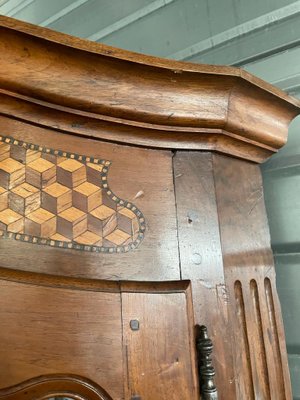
[0,135,145,252]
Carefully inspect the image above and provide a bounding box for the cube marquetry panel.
[57,159,86,189]
[42,182,72,214]
[26,158,56,189]
[25,208,56,237]
[9,145,26,164]
[26,149,41,164]
[0,187,8,211]
[9,183,40,216]
[0,143,10,161]
[41,152,66,165]
[0,209,24,233]
[57,206,87,240]
[74,230,103,246]
[50,232,71,243]
[117,207,139,236]
[11,146,41,165]
[86,162,103,186]
[88,205,117,237]
[0,158,25,190]
[104,228,131,247]
[73,182,102,213]
[0,135,145,253]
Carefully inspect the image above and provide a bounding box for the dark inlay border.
[0,135,145,253]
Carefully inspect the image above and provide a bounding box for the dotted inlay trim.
[0,135,146,253]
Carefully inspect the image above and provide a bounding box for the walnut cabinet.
[0,16,299,400]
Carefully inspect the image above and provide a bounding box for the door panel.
[0,277,123,400]
[122,288,198,400]
[0,269,198,400]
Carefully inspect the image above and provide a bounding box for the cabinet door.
[0,269,198,400]
[122,286,198,400]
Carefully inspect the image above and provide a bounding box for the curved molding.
[0,374,113,400]
[0,16,300,162]
[0,265,190,293]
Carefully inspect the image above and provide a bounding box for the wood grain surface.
[0,375,114,400]
[0,117,179,281]
[0,277,123,399]
[122,288,198,400]
[0,14,299,400]
[0,268,198,400]
[213,154,292,399]
[174,151,236,399]
[0,133,146,252]
[0,16,299,162]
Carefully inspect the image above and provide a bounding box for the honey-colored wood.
[122,288,198,400]
[0,271,124,400]
[0,267,197,400]
[0,375,114,400]
[25,207,56,237]
[0,16,299,162]
[26,157,56,188]
[73,182,102,213]
[0,143,9,161]
[174,152,236,400]
[42,182,72,214]
[0,157,25,189]
[0,120,179,281]
[0,15,299,400]
[0,133,145,254]
[213,154,292,399]
[0,208,23,233]
[10,182,40,216]
[0,187,8,211]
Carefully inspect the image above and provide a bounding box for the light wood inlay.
[58,206,86,223]
[90,205,116,220]
[10,182,40,216]
[50,232,71,243]
[75,230,103,246]
[105,229,131,246]
[42,182,72,214]
[88,205,117,238]
[0,186,8,212]
[0,143,9,161]
[73,182,102,213]
[57,206,87,240]
[26,158,56,189]
[0,157,25,190]
[0,209,23,233]
[0,135,145,253]
[25,208,56,237]
[57,159,86,188]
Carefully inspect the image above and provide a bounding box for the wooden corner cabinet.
[0,16,299,400]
